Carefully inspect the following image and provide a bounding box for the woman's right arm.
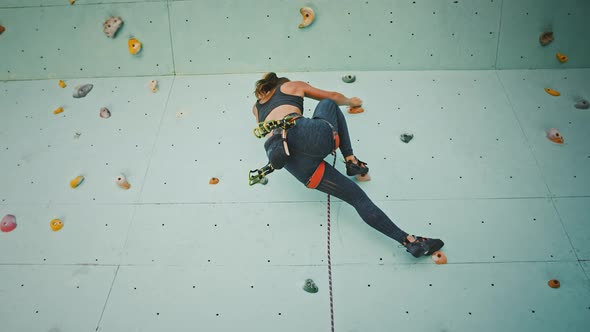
[296,81,362,107]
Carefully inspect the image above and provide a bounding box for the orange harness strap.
[306,131,339,189]
[306,161,326,189]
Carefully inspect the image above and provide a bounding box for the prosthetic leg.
[248,163,274,186]
[249,114,301,186]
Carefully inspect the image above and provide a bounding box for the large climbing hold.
[73,84,93,98]
[539,32,554,46]
[299,7,315,28]
[103,16,123,38]
[546,128,564,144]
[1,214,17,232]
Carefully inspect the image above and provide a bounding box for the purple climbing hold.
[1,214,17,232]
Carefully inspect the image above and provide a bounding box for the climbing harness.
[249,114,301,186]
[253,113,301,138]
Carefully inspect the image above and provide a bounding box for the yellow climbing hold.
[545,88,560,96]
[70,175,84,188]
[58,80,66,88]
[50,219,63,231]
[53,107,64,115]
[556,52,568,63]
[128,38,142,55]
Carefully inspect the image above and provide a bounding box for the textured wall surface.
[1,1,590,332]
[1,69,589,331]
[1,0,589,80]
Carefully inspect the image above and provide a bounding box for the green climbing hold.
[303,279,318,293]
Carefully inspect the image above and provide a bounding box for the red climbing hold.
[1,214,17,232]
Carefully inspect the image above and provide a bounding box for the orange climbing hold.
[128,38,142,55]
[50,219,63,231]
[544,88,560,97]
[431,251,447,265]
[348,106,364,114]
[546,128,564,144]
[548,279,560,288]
[0,25,5,35]
[556,53,568,63]
[58,80,66,88]
[53,107,64,115]
[209,177,219,185]
[116,175,131,190]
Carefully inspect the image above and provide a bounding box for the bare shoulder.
[280,81,306,96]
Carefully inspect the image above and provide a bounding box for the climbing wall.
[1,0,590,81]
[1,1,590,332]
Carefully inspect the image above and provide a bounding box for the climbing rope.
[326,152,337,332]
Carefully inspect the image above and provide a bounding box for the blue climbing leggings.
[282,99,409,244]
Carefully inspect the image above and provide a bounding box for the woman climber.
[251,72,444,258]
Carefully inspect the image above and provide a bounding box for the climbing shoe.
[402,236,445,258]
[345,158,369,176]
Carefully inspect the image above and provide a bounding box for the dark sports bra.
[256,84,304,122]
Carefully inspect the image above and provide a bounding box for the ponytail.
[254,72,290,99]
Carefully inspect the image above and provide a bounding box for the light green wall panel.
[0,2,173,80]
[169,0,502,74]
[0,265,117,332]
[497,0,590,69]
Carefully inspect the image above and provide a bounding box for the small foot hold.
[298,7,315,28]
[53,107,64,115]
[545,88,560,97]
[50,219,63,232]
[400,133,414,143]
[303,279,318,293]
[546,128,564,144]
[209,177,219,185]
[70,175,84,188]
[149,80,158,93]
[116,175,131,190]
[347,106,364,114]
[0,25,5,35]
[342,74,356,83]
[575,100,589,109]
[431,251,447,264]
[556,52,568,63]
[355,173,371,182]
[58,80,66,88]
[128,38,142,55]
[1,214,17,233]
[100,107,111,118]
[548,279,560,289]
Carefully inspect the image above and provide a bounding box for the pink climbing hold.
[1,214,17,232]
